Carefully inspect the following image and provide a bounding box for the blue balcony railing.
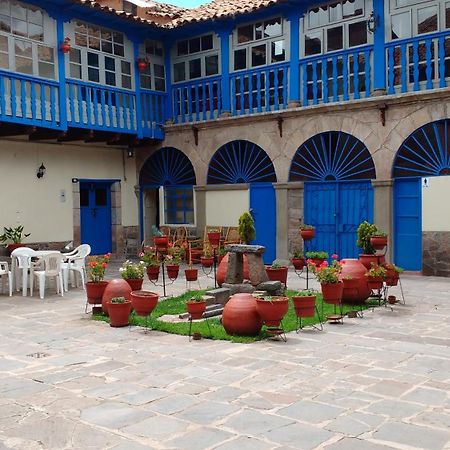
[66,79,137,134]
[171,76,222,124]
[140,89,166,139]
[386,31,450,95]
[230,62,289,116]
[299,45,373,106]
[0,70,59,129]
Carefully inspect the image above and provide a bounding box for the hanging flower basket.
[207,231,221,247]
[154,236,169,251]
[300,227,315,240]
[201,256,214,268]
[366,276,384,290]
[291,258,305,270]
[60,37,71,54]
[137,58,149,72]
[185,268,198,281]
[146,266,160,281]
[370,235,388,250]
[125,278,143,291]
[166,264,179,279]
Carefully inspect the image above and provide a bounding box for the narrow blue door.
[80,182,112,255]
[394,178,422,270]
[250,183,276,264]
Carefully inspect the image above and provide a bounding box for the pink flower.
[332,253,338,259]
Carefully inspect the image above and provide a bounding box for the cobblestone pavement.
[0,265,449,450]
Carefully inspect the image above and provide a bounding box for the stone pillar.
[372,179,393,261]
[194,186,206,237]
[274,183,289,260]
[287,182,304,254]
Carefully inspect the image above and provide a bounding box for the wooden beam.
[84,130,112,143]
[57,128,90,142]
[28,127,61,141]
[0,123,31,137]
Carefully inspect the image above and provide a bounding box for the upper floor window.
[172,33,219,83]
[389,0,448,40]
[302,0,370,56]
[139,40,165,91]
[233,17,286,71]
[0,0,55,78]
[69,20,133,89]
[123,0,137,15]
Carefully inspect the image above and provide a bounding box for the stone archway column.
[194,186,206,237]
[274,183,289,260]
[372,179,393,261]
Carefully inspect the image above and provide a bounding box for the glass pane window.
[391,12,411,39]
[271,40,285,62]
[251,44,266,67]
[264,17,282,38]
[205,54,218,75]
[177,40,188,56]
[174,62,185,82]
[348,20,367,47]
[69,48,81,78]
[238,24,253,43]
[189,37,200,53]
[38,44,54,79]
[309,6,328,28]
[201,34,213,51]
[446,3,450,29]
[343,0,364,19]
[417,6,438,35]
[189,58,201,79]
[234,48,246,70]
[164,187,194,225]
[305,31,322,55]
[327,26,343,52]
[0,34,8,69]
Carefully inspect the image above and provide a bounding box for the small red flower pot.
[310,258,325,267]
[125,278,143,291]
[154,236,169,251]
[321,282,343,305]
[291,258,305,270]
[367,276,384,290]
[265,266,288,285]
[207,232,221,247]
[186,300,206,320]
[130,290,158,317]
[300,228,315,240]
[85,281,108,305]
[370,235,387,250]
[146,266,160,281]
[166,264,179,279]
[108,301,132,327]
[201,256,214,268]
[185,268,198,281]
[292,295,316,318]
[255,296,289,328]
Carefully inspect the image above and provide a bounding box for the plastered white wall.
[0,139,138,242]
[205,189,249,226]
[422,175,450,231]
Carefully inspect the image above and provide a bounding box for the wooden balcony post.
[287,11,301,108]
[373,0,386,93]
[217,26,233,117]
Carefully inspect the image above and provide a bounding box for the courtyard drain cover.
[27,352,50,359]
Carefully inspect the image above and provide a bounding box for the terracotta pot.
[108,301,132,327]
[386,276,399,286]
[222,293,263,336]
[146,266,160,281]
[207,232,221,247]
[292,295,316,318]
[370,235,388,250]
[340,259,371,303]
[217,253,249,286]
[186,300,206,320]
[310,258,325,267]
[359,254,385,269]
[266,266,288,286]
[200,256,214,268]
[388,295,396,304]
[154,236,169,251]
[102,279,132,314]
[255,296,289,328]
[185,268,198,281]
[125,278,143,291]
[291,258,305,270]
[384,266,399,286]
[166,264,179,279]
[300,228,315,240]
[321,282,343,305]
[367,276,384,290]
[130,290,158,316]
[6,243,26,255]
[85,281,108,305]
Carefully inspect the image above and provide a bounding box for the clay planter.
[124,278,143,291]
[265,266,288,286]
[186,300,206,320]
[108,301,132,327]
[185,268,198,281]
[370,235,388,250]
[321,282,343,305]
[291,258,305,270]
[310,258,325,267]
[222,293,263,336]
[166,264,179,279]
[217,253,249,286]
[366,276,384,290]
[200,256,214,268]
[300,228,315,240]
[292,295,316,318]
[146,266,160,281]
[359,254,385,269]
[86,281,108,305]
[130,290,158,316]
[255,296,289,328]
[340,259,371,303]
[6,243,26,255]
[102,279,132,315]
[207,232,221,247]
[154,235,169,251]
[386,275,399,286]
[388,295,396,304]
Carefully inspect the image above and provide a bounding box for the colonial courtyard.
[0,268,448,450]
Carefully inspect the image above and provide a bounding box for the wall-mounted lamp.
[60,37,71,54]
[137,58,149,72]
[367,11,379,33]
[36,162,46,179]
[127,148,134,158]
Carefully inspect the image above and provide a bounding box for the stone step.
[178,303,223,319]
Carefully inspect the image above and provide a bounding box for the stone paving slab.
[0,270,448,449]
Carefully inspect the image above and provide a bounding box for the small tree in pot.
[238,211,256,244]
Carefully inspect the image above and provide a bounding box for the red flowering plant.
[307,253,343,284]
[87,253,111,282]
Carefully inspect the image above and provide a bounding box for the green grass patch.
[93,290,381,343]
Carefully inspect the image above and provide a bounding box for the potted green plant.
[255,295,289,328]
[310,257,343,305]
[365,263,387,290]
[292,289,317,318]
[200,245,214,268]
[186,292,206,319]
[265,260,288,286]
[130,290,159,317]
[108,296,132,327]
[140,249,160,281]
[86,253,111,305]
[165,245,185,279]
[207,229,221,247]
[299,224,315,241]
[357,221,381,268]
[383,264,403,286]
[0,225,31,254]
[238,211,256,244]
[306,251,329,266]
[119,260,145,291]
[291,249,305,270]
[217,247,227,264]
[370,231,388,250]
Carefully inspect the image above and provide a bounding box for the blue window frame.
[163,186,194,224]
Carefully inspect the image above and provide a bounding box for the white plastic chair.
[0,261,12,296]
[31,253,64,299]
[62,244,91,291]
[11,247,38,296]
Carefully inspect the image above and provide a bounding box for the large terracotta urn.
[222,293,262,336]
[340,258,371,303]
[216,253,250,286]
[102,279,132,314]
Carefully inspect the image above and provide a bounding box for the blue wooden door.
[80,182,112,255]
[305,181,373,258]
[394,178,422,270]
[250,183,276,264]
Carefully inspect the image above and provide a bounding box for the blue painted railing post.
[373,0,386,92]
[132,39,143,139]
[56,16,68,131]
[217,25,232,116]
[164,41,174,123]
[287,12,301,107]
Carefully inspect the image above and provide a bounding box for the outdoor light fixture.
[367,11,379,33]
[127,148,134,158]
[36,163,46,179]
